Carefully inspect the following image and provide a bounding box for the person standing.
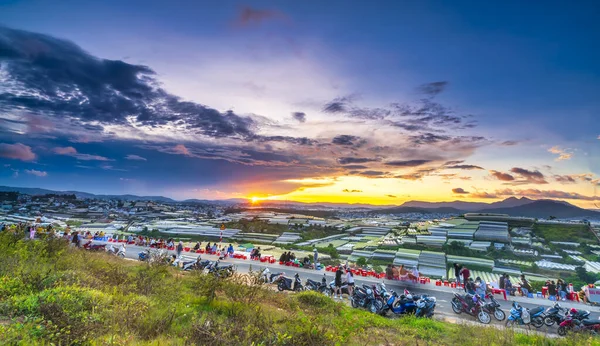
[453,263,462,285]
[71,231,79,247]
[475,277,487,300]
[499,273,506,290]
[346,267,355,298]
[29,226,36,240]
[313,248,318,270]
[547,281,557,300]
[460,266,470,292]
[335,265,344,299]
[520,274,532,297]
[176,241,184,258]
[557,279,567,301]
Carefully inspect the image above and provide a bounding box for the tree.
[356,257,367,267]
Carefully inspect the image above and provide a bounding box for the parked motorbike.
[505,302,545,328]
[415,294,437,318]
[138,249,150,261]
[482,294,506,321]
[182,256,211,271]
[277,273,304,292]
[323,280,351,297]
[451,293,491,324]
[543,302,568,326]
[83,241,106,251]
[106,244,126,258]
[558,308,600,336]
[375,282,392,302]
[351,284,384,314]
[381,290,417,316]
[210,261,234,278]
[305,275,328,292]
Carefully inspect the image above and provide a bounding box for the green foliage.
[533,223,594,244]
[356,257,367,266]
[1,234,597,345]
[443,241,487,258]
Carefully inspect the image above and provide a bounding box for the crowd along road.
[93,240,600,335]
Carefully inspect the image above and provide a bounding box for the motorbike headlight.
[429,297,436,303]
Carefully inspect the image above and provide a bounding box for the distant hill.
[370,206,462,214]
[401,197,534,211]
[0,185,597,218]
[0,186,175,202]
[474,200,600,219]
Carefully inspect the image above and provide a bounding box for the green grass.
[533,223,595,244]
[0,231,598,345]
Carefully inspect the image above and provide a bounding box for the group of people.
[544,279,569,301]
[279,251,297,263]
[250,247,262,260]
[334,264,355,299]
[385,264,419,281]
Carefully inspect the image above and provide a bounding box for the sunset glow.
[0,2,598,209]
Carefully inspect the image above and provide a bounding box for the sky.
[0,0,599,208]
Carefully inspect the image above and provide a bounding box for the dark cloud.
[341,165,368,169]
[416,81,448,98]
[488,168,548,185]
[444,160,465,166]
[509,167,548,184]
[384,159,431,167]
[386,194,397,198]
[452,187,469,194]
[337,157,378,165]
[395,173,423,180]
[500,140,519,146]
[291,112,306,123]
[322,96,354,114]
[331,135,366,147]
[469,191,498,199]
[409,133,451,145]
[0,142,36,161]
[254,135,316,146]
[342,189,362,193]
[348,107,390,120]
[234,7,288,27]
[391,99,465,129]
[0,26,261,140]
[490,170,515,181]
[358,170,387,176]
[553,175,577,184]
[445,164,484,170]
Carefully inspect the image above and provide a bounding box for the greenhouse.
[446,255,494,270]
[418,251,447,278]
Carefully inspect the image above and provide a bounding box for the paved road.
[96,241,600,335]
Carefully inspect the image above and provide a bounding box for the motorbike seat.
[529,307,545,316]
[582,320,600,326]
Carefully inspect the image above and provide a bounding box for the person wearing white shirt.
[346,269,355,298]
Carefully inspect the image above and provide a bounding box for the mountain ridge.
[0,186,597,218]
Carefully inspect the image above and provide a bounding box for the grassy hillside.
[533,223,595,244]
[0,232,598,345]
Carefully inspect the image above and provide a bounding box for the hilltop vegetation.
[0,233,598,345]
[533,223,594,244]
